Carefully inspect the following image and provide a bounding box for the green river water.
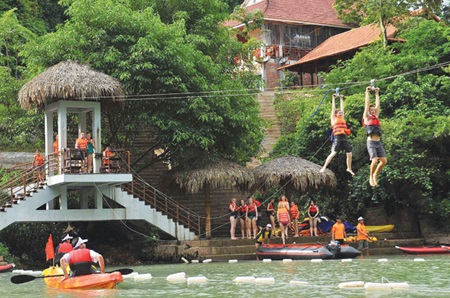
[1,255,449,297]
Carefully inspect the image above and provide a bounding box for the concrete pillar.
[57,104,67,149]
[80,187,89,209]
[96,188,103,209]
[60,186,68,210]
[45,111,53,157]
[92,104,101,173]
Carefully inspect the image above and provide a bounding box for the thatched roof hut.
[18,60,125,110]
[252,155,337,197]
[174,159,255,193]
[173,158,254,238]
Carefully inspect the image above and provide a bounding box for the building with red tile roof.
[228,0,353,89]
[279,24,398,86]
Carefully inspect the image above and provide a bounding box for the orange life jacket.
[68,248,91,264]
[102,150,113,165]
[34,154,44,166]
[58,242,73,254]
[278,207,290,225]
[332,116,350,136]
[76,138,88,149]
[289,205,299,220]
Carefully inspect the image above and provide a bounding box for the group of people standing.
[320,86,387,187]
[74,132,96,173]
[32,131,116,178]
[229,196,321,244]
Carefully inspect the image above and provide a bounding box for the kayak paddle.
[11,268,133,284]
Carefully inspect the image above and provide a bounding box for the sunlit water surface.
[1,255,449,297]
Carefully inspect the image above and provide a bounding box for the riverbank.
[154,232,428,262]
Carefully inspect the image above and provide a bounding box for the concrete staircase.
[247,91,281,169]
[0,178,197,240]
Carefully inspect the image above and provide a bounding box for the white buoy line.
[337,278,410,292]
[181,257,212,264]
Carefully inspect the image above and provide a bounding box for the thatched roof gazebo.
[252,155,337,198]
[18,60,125,110]
[17,60,125,173]
[173,159,254,239]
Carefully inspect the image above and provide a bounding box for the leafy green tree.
[21,0,264,167]
[0,0,51,35]
[334,0,410,47]
[0,9,42,151]
[0,8,35,77]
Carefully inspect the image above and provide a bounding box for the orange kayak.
[43,267,123,289]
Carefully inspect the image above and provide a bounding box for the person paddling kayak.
[60,237,105,279]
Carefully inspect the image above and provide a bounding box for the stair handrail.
[121,176,201,235]
[0,164,41,207]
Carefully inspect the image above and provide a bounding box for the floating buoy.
[187,276,208,284]
[123,272,139,280]
[262,259,272,263]
[134,273,153,282]
[234,276,256,283]
[282,259,293,262]
[255,277,275,284]
[311,259,323,263]
[202,259,212,263]
[191,260,200,264]
[289,280,310,285]
[414,258,425,262]
[365,282,409,291]
[181,257,189,264]
[12,269,24,274]
[166,272,186,283]
[229,259,238,263]
[378,258,388,262]
[30,271,43,277]
[338,281,365,288]
[341,258,352,262]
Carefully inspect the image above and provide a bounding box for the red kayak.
[0,263,15,273]
[395,245,450,254]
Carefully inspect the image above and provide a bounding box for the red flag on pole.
[45,234,54,261]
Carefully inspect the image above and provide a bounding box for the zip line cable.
[73,59,450,102]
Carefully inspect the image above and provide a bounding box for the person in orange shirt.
[289,201,300,237]
[331,216,347,244]
[32,149,45,182]
[53,134,59,154]
[102,145,114,172]
[75,132,88,173]
[277,204,290,244]
[356,216,370,256]
[53,134,59,174]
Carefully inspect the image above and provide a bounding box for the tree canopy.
[14,0,265,167]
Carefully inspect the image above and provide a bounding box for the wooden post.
[204,182,211,239]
